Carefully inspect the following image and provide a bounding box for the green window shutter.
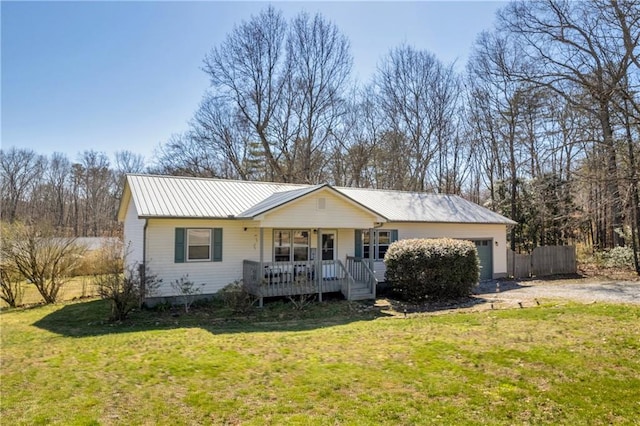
[354,229,362,258]
[212,228,223,262]
[391,230,399,243]
[175,228,185,263]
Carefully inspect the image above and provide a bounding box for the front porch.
[243,257,377,305]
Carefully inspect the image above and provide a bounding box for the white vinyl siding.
[258,190,380,229]
[145,219,255,297]
[123,199,145,271]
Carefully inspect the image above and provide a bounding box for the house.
[117,174,516,305]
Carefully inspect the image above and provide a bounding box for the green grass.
[1,276,100,308]
[1,298,639,425]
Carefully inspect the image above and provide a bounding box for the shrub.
[217,280,255,313]
[0,263,23,308]
[94,240,161,321]
[384,238,479,301]
[603,246,635,269]
[171,275,205,313]
[0,221,86,304]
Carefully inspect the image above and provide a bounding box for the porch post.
[369,228,375,268]
[317,228,322,302]
[259,228,264,308]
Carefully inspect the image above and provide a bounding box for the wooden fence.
[507,246,577,279]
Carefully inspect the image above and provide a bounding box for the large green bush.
[384,238,480,301]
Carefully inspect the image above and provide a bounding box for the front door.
[321,231,337,278]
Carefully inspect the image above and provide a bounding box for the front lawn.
[1,299,639,425]
[0,275,100,308]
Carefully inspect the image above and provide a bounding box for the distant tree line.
[0,148,144,237]
[1,1,639,272]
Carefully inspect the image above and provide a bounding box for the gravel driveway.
[474,278,640,306]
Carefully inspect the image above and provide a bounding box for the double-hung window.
[274,230,310,262]
[187,229,211,261]
[174,228,223,262]
[357,229,398,260]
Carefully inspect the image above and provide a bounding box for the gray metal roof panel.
[125,174,516,224]
[337,187,516,224]
[126,174,305,218]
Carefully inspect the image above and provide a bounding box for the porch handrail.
[334,259,355,300]
[346,256,378,298]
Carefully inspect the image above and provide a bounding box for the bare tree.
[113,150,146,199]
[280,11,352,183]
[47,153,71,229]
[190,97,254,180]
[165,7,354,184]
[498,0,635,247]
[0,148,45,222]
[202,6,288,181]
[152,132,223,178]
[78,151,113,236]
[375,45,460,192]
[0,221,85,304]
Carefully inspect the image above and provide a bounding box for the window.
[174,228,222,263]
[187,229,211,261]
[357,229,398,260]
[273,230,291,262]
[377,230,391,259]
[274,230,310,262]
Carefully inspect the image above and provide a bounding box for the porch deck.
[243,258,377,303]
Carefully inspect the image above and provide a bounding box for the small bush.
[384,238,479,301]
[0,263,23,308]
[94,240,161,321]
[171,275,205,313]
[217,280,255,313]
[603,246,635,269]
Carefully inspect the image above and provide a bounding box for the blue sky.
[1,1,504,165]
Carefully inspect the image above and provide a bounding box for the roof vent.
[317,197,326,210]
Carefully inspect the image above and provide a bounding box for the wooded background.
[2,1,639,269]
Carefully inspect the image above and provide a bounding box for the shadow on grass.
[376,292,492,315]
[33,297,396,338]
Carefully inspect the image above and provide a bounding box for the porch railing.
[346,256,378,298]
[242,259,352,299]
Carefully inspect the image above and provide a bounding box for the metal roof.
[338,187,516,224]
[122,174,515,224]
[124,174,304,218]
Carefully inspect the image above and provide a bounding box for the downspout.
[142,218,148,267]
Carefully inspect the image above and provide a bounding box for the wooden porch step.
[347,280,375,300]
[348,291,375,301]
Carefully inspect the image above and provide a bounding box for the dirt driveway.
[475,278,640,306]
